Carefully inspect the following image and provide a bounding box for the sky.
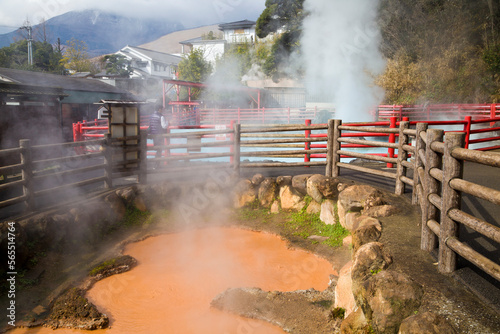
[0,0,266,33]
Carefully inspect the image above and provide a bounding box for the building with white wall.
[116,45,182,79]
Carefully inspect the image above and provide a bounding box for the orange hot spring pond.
[12,227,336,334]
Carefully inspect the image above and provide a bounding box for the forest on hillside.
[257,0,500,104]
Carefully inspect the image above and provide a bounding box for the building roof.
[0,82,68,97]
[179,37,226,46]
[0,67,130,95]
[119,45,182,65]
[218,20,256,31]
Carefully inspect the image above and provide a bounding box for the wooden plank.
[446,237,500,282]
[451,147,500,167]
[448,209,500,243]
[337,162,397,179]
[338,137,399,149]
[450,179,500,206]
[338,125,399,133]
[337,150,398,164]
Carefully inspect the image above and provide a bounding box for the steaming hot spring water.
[12,227,335,333]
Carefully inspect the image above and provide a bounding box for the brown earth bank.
[1,173,499,334]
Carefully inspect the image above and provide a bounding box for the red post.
[305,119,311,166]
[288,107,290,124]
[237,107,241,124]
[463,115,472,149]
[491,103,496,127]
[399,106,403,121]
[387,116,396,168]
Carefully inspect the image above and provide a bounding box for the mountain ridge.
[0,10,185,56]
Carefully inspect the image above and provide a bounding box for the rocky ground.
[1,173,499,333]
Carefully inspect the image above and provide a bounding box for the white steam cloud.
[301,0,386,122]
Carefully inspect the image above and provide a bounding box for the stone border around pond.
[1,174,457,333]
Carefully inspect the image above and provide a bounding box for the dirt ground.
[1,177,500,334]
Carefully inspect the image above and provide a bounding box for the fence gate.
[104,101,143,177]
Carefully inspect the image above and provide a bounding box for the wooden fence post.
[103,134,113,189]
[439,132,465,274]
[395,121,410,195]
[413,123,428,205]
[421,129,443,252]
[326,119,334,177]
[233,123,241,177]
[332,119,342,177]
[138,131,148,185]
[20,139,34,211]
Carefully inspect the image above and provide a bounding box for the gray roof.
[0,67,130,94]
[219,20,256,30]
[120,45,182,65]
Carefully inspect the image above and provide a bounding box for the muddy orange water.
[12,227,335,334]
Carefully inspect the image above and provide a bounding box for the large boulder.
[398,312,457,334]
[362,270,424,334]
[251,173,264,186]
[306,200,321,214]
[233,179,257,208]
[351,242,393,309]
[352,216,382,253]
[337,185,383,228]
[292,174,312,195]
[280,185,306,211]
[363,205,399,218]
[306,174,340,202]
[340,307,369,333]
[320,199,336,225]
[258,177,278,207]
[335,261,356,316]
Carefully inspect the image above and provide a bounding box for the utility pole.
[21,20,33,66]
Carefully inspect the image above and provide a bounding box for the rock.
[133,195,148,212]
[340,307,369,333]
[351,242,393,309]
[280,185,306,211]
[308,235,329,242]
[352,216,382,253]
[270,200,280,214]
[105,193,127,221]
[292,174,312,195]
[116,186,137,205]
[399,312,457,334]
[251,173,264,186]
[306,174,328,202]
[233,179,257,208]
[335,261,356,316]
[363,205,399,217]
[258,178,278,207]
[363,270,424,334]
[338,181,355,192]
[306,200,321,214]
[344,212,361,231]
[276,175,292,186]
[320,199,336,225]
[337,185,383,228]
[343,235,353,248]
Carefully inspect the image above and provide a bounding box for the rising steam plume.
[301,0,386,122]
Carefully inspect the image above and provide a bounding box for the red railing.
[377,103,500,121]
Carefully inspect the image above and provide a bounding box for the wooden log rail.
[0,138,110,212]
[416,128,500,282]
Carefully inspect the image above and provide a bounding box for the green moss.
[329,307,346,319]
[121,206,152,227]
[282,210,350,248]
[89,259,117,276]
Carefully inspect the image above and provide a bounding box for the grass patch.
[283,207,349,248]
[121,206,152,227]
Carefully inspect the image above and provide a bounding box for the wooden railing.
[1,119,499,283]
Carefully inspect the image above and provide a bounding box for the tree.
[103,54,132,77]
[177,49,213,99]
[60,38,95,73]
[255,0,305,79]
